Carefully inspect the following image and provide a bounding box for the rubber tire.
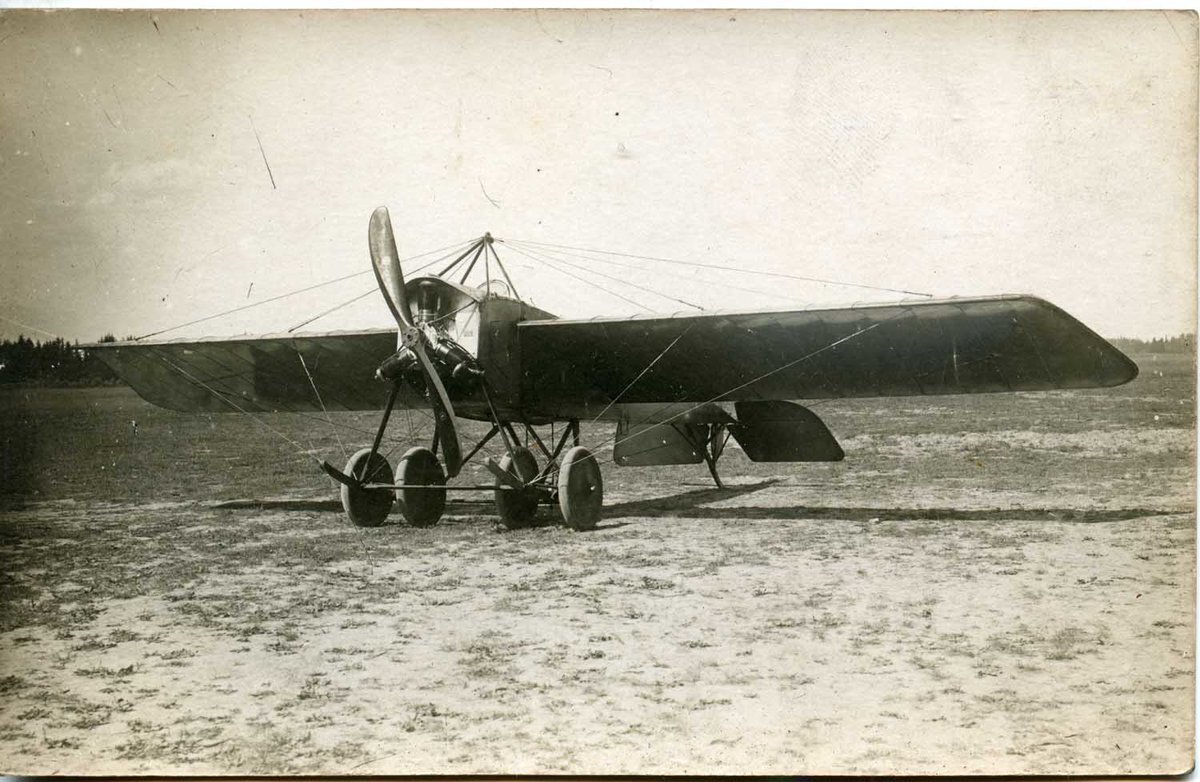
[396,446,446,527]
[557,446,603,531]
[340,448,394,528]
[494,446,540,530]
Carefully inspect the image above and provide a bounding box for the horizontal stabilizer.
[613,420,706,466]
[612,403,734,467]
[729,401,844,462]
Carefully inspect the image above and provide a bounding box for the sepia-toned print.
[0,9,1194,775]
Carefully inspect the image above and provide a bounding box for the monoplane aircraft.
[92,207,1139,531]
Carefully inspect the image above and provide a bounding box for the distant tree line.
[1110,334,1195,355]
[0,335,124,386]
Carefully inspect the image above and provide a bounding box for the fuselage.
[403,275,558,423]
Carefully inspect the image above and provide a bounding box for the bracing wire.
[501,238,811,306]
[0,314,64,341]
[291,238,487,335]
[404,237,489,275]
[505,237,933,299]
[503,242,705,312]
[133,237,479,342]
[588,323,696,426]
[401,382,417,446]
[587,316,894,461]
[147,347,319,461]
[113,230,930,490]
[153,341,440,465]
[298,352,346,460]
[134,270,372,341]
[290,411,406,442]
[287,287,378,333]
[290,239,492,334]
[502,242,651,311]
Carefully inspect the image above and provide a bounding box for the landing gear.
[697,424,731,489]
[328,416,606,531]
[339,448,394,528]
[484,422,603,531]
[396,446,446,527]
[326,207,611,533]
[493,446,541,529]
[558,446,603,531]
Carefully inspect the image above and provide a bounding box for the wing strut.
[439,238,488,277]
[456,242,488,285]
[486,238,521,299]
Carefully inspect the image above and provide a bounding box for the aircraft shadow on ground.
[606,492,1180,524]
[213,482,1180,525]
[208,496,555,521]
[603,480,781,517]
[214,499,345,512]
[214,481,780,519]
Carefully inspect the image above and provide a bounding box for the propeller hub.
[400,327,423,349]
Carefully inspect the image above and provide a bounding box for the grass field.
[0,352,1194,774]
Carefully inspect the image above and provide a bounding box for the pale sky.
[1,9,1195,342]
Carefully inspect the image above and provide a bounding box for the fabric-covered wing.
[517,295,1137,419]
[89,329,398,413]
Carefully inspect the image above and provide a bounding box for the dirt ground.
[0,353,1194,775]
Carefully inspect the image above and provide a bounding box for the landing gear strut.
[486,420,603,531]
[696,423,732,489]
[328,416,605,531]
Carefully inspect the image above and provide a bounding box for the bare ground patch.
[0,358,1193,774]
[0,498,1192,775]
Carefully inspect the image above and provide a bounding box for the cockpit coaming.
[400,275,556,422]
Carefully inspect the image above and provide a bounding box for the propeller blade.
[368,206,414,330]
[411,340,462,478]
[368,207,460,478]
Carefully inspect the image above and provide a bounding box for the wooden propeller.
[368,206,462,478]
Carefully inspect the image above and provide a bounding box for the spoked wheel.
[340,448,394,528]
[396,446,446,527]
[558,446,603,531]
[494,446,541,530]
